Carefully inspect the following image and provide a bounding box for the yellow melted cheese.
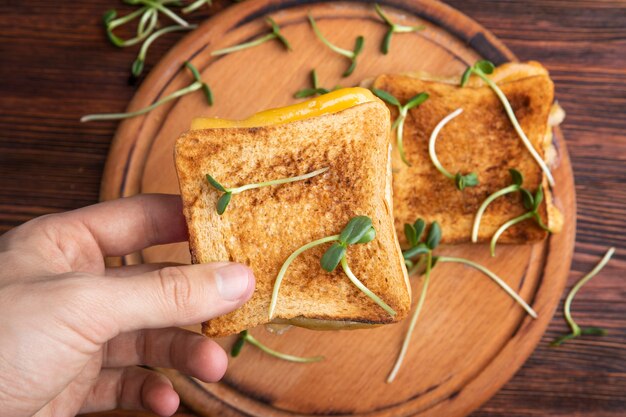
[190,87,376,130]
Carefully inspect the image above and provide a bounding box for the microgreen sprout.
[205,167,328,215]
[389,219,538,382]
[490,184,550,256]
[551,247,615,347]
[103,6,156,48]
[308,14,364,77]
[231,330,324,363]
[211,17,291,56]
[374,4,424,54]
[472,169,524,242]
[372,89,429,166]
[269,216,396,320]
[81,61,212,122]
[461,60,555,186]
[428,108,478,190]
[294,69,341,98]
[182,0,211,14]
[132,24,197,76]
[387,221,440,383]
[128,0,190,27]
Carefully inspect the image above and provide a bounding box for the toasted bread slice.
[175,93,410,337]
[372,61,563,245]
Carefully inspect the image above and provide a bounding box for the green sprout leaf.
[426,222,441,250]
[405,92,429,109]
[455,172,479,190]
[356,227,376,244]
[404,223,418,247]
[320,243,347,272]
[206,174,226,192]
[231,330,247,357]
[509,168,524,186]
[460,67,472,87]
[521,188,535,211]
[533,185,544,210]
[475,59,495,74]
[217,192,232,215]
[103,9,117,24]
[339,215,373,244]
[372,88,401,107]
[414,219,426,242]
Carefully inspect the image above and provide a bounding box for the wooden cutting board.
[100,0,575,416]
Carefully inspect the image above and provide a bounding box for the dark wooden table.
[1,1,624,416]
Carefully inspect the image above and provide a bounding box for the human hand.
[0,194,255,417]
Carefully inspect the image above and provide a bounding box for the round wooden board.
[100,1,576,416]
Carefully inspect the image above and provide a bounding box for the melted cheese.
[190,87,376,130]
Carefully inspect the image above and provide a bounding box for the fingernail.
[214,264,251,301]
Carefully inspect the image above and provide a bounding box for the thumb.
[101,263,255,334]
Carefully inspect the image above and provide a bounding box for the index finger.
[60,194,188,257]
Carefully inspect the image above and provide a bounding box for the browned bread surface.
[372,62,558,245]
[175,101,410,337]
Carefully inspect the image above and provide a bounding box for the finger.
[79,366,179,416]
[94,262,255,335]
[47,194,188,257]
[104,327,228,383]
[106,262,229,277]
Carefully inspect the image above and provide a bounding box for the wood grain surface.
[0,1,624,417]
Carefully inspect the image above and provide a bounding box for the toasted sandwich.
[175,88,411,337]
[371,61,563,245]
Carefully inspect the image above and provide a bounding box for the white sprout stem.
[108,6,149,31]
[477,73,555,187]
[394,24,424,33]
[375,3,423,33]
[80,81,202,122]
[183,0,211,14]
[148,0,190,26]
[563,247,615,335]
[137,24,196,61]
[211,33,276,56]
[428,108,463,180]
[438,256,538,318]
[245,333,324,363]
[137,8,155,35]
[227,167,329,194]
[387,252,432,383]
[309,15,353,58]
[395,111,410,166]
[111,9,157,47]
[340,257,396,317]
[268,235,340,320]
[471,185,520,243]
[490,212,534,257]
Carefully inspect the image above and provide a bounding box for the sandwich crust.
[372,62,561,245]
[175,100,410,337]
